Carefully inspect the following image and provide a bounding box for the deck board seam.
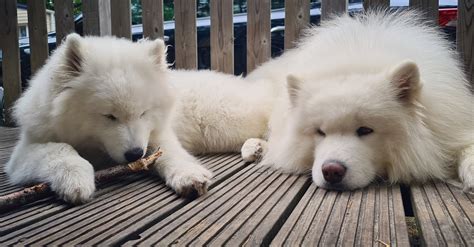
[118,164,257,245]
[33,183,170,245]
[435,183,471,245]
[219,175,295,245]
[156,170,280,244]
[0,177,158,244]
[302,189,330,245]
[259,177,312,246]
[193,174,290,245]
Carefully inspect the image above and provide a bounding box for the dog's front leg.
[458,144,474,192]
[6,139,96,204]
[261,123,314,174]
[152,129,213,197]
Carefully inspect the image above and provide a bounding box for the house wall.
[17,7,56,38]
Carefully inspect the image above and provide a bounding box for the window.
[18,25,28,38]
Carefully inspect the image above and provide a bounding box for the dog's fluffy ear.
[146,38,167,68]
[287,74,302,107]
[60,33,83,80]
[389,60,422,103]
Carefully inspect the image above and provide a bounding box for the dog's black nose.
[124,148,144,162]
[322,161,347,184]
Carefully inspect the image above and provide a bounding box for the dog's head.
[287,61,422,189]
[51,34,173,163]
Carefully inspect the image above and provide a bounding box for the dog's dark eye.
[104,114,117,121]
[356,127,373,137]
[317,128,326,137]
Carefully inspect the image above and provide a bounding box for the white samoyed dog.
[6,34,212,204]
[243,10,474,191]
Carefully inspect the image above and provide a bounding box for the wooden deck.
[0,127,472,246]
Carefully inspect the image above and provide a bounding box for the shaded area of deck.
[0,127,472,246]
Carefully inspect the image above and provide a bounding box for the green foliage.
[17,0,82,17]
[164,1,174,21]
[131,0,141,24]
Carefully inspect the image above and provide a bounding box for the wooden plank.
[26,0,49,74]
[363,0,390,10]
[37,183,173,245]
[303,190,338,245]
[99,0,112,36]
[375,186,390,247]
[124,165,269,245]
[411,183,473,246]
[447,184,474,223]
[54,0,75,45]
[284,0,310,49]
[0,176,156,244]
[231,177,309,246]
[82,0,111,36]
[82,0,100,35]
[357,186,376,245]
[335,190,363,246]
[208,155,240,172]
[142,0,164,40]
[411,185,445,244]
[434,183,473,244]
[457,0,474,90]
[271,186,326,245]
[424,184,464,244]
[391,186,411,245]
[0,177,143,235]
[316,192,350,245]
[174,0,197,69]
[246,0,271,73]
[0,185,23,195]
[0,0,22,126]
[272,184,409,246]
[1,202,65,228]
[181,176,309,246]
[110,0,131,39]
[172,173,288,245]
[0,154,218,233]
[409,0,439,23]
[0,127,19,140]
[210,0,234,74]
[83,157,246,245]
[321,0,348,21]
[1,155,247,245]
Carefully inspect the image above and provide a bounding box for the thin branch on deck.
[0,149,162,212]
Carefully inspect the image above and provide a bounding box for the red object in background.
[439,8,457,27]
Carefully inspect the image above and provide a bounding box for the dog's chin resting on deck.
[241,10,474,192]
[6,34,212,204]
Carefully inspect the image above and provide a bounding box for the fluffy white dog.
[6,34,212,203]
[243,10,474,191]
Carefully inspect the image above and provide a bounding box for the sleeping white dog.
[6,34,212,203]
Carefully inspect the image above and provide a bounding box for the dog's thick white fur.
[6,34,212,204]
[245,10,474,191]
[169,70,274,154]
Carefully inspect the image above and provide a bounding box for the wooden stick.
[0,149,162,213]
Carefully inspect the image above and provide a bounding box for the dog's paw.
[241,138,267,163]
[50,157,96,204]
[460,174,474,193]
[458,145,474,193]
[458,158,474,193]
[166,162,213,197]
